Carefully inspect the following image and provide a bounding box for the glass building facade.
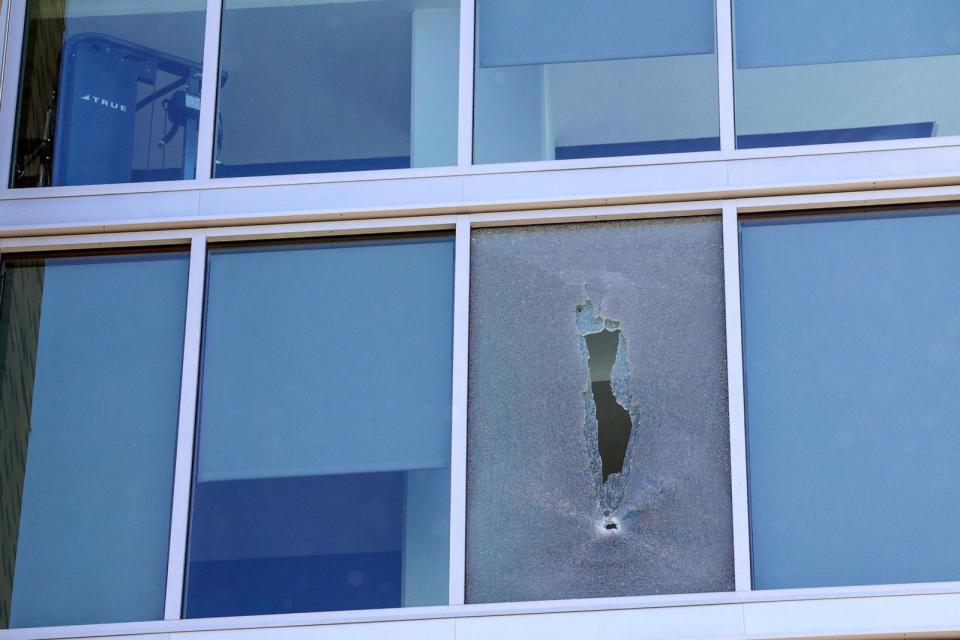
[1,2,960,640]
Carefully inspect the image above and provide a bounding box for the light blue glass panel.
[733,0,960,147]
[12,1,207,187]
[736,0,960,69]
[741,208,960,590]
[185,235,453,617]
[473,0,719,164]
[214,0,459,178]
[1,252,189,628]
[477,0,715,68]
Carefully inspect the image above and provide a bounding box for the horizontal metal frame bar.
[1,135,960,202]
[4,582,960,640]
[3,144,960,237]
[1,184,959,251]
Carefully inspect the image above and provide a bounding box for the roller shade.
[195,237,454,483]
[477,0,715,68]
[735,0,960,69]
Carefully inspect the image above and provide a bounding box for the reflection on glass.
[184,235,454,618]
[473,0,720,164]
[734,0,960,148]
[741,208,960,589]
[214,0,459,178]
[11,0,207,187]
[0,251,189,628]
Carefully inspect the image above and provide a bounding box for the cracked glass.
[465,218,733,603]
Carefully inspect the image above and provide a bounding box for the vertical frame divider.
[722,202,751,591]
[0,0,26,191]
[457,0,476,167]
[716,0,736,151]
[0,0,15,114]
[164,233,208,620]
[195,0,224,181]
[448,216,471,605]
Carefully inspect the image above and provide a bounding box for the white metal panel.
[459,160,729,205]
[6,586,960,640]
[0,190,202,232]
[455,604,745,640]
[743,593,960,638]
[196,176,465,219]
[3,147,960,233]
[726,145,960,191]
[169,620,456,640]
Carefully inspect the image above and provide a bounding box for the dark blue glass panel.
[735,123,934,149]
[185,473,404,618]
[12,2,207,187]
[556,137,720,160]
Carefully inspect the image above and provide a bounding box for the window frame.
[0,0,956,200]
[0,189,959,639]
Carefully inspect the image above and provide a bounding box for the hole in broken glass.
[577,300,637,521]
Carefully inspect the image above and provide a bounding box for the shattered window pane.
[466,218,733,603]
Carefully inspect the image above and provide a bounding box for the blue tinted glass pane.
[12,1,207,187]
[185,235,454,618]
[473,0,719,164]
[741,208,960,589]
[214,0,459,178]
[0,252,189,628]
[734,0,960,148]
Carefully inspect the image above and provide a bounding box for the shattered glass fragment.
[578,301,634,517]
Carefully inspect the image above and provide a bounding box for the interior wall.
[735,55,960,137]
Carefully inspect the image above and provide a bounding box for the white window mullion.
[0,0,26,191]
[457,0,476,167]
[716,0,736,151]
[448,215,471,605]
[195,0,224,181]
[722,202,751,591]
[163,232,208,620]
